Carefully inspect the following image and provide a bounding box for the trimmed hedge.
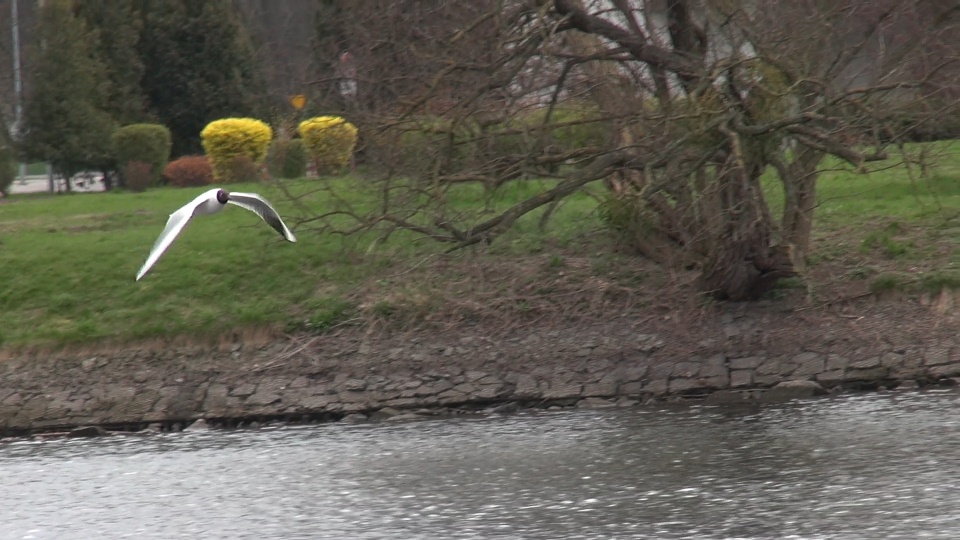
[122,161,153,193]
[267,138,307,179]
[901,110,960,142]
[385,107,610,178]
[227,155,264,183]
[298,116,358,174]
[112,123,172,188]
[162,155,214,187]
[200,118,272,183]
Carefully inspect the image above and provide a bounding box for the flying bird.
[135,188,296,281]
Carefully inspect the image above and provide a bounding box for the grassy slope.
[822,143,960,269]
[2,185,322,345]
[0,178,599,348]
[3,142,960,349]
[791,143,958,221]
[764,141,960,293]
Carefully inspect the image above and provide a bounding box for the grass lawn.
[0,177,600,349]
[762,140,960,295]
[2,141,960,350]
[763,141,960,226]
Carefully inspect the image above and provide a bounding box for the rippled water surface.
[1,389,958,539]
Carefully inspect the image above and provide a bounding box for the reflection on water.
[1,389,957,539]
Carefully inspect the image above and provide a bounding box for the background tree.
[73,0,150,190]
[18,0,114,190]
[136,0,264,157]
[74,0,149,126]
[292,0,960,301]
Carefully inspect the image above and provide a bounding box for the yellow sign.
[290,94,307,110]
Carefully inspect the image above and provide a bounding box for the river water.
[1,389,957,540]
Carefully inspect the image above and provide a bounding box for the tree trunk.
[699,151,796,301]
[776,146,824,272]
[101,168,114,191]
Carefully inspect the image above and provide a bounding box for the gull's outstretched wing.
[226,192,297,242]
[135,193,210,281]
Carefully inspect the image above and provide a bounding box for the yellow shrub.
[297,116,358,173]
[200,118,273,183]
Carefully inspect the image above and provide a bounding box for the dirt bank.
[2,295,959,436]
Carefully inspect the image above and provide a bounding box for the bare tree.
[292,0,960,301]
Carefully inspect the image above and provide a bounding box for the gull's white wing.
[226,192,297,242]
[135,193,210,281]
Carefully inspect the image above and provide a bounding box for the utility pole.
[11,0,25,183]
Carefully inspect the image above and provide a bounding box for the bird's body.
[190,189,228,217]
[135,188,296,281]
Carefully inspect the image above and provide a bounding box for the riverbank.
[4,144,960,437]
[3,294,958,437]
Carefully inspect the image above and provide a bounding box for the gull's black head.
[216,189,229,204]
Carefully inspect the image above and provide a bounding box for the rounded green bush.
[112,123,172,188]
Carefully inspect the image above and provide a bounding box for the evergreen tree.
[19,0,115,188]
[137,0,264,157]
[74,0,150,126]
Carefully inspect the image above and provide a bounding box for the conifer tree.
[19,0,115,189]
[137,0,264,156]
[74,0,150,126]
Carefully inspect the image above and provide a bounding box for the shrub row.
[378,107,610,178]
[193,115,357,184]
[106,115,358,191]
[162,156,213,187]
[267,138,307,179]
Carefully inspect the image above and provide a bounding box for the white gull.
[136,188,296,281]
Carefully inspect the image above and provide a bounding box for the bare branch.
[457,151,633,247]
[551,0,699,78]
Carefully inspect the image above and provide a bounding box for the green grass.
[869,273,907,295]
[1,184,329,346]
[762,141,960,276]
[867,270,960,296]
[4,141,960,349]
[860,222,911,259]
[0,176,598,348]
[763,141,960,226]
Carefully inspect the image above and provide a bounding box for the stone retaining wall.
[2,309,959,435]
